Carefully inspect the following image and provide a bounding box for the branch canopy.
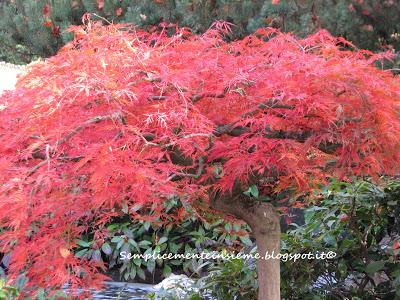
[0,19,399,297]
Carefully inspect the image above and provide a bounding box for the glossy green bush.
[197,249,258,300]
[163,179,400,300]
[0,277,68,300]
[281,179,400,299]
[74,197,251,283]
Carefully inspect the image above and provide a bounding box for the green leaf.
[163,264,172,277]
[239,236,253,247]
[37,289,45,300]
[75,249,88,258]
[323,234,337,247]
[188,293,204,300]
[101,243,112,255]
[366,261,385,275]
[131,203,143,212]
[144,221,151,231]
[133,258,141,266]
[327,219,335,228]
[130,266,137,279]
[111,236,123,243]
[117,239,125,249]
[76,239,91,248]
[107,224,119,231]
[249,185,259,198]
[91,249,102,261]
[147,259,156,273]
[158,236,168,244]
[138,240,152,248]
[244,185,259,198]
[128,239,139,251]
[137,267,146,280]
[121,202,129,214]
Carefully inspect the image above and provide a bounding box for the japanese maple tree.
[0,16,399,299]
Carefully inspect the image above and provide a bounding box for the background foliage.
[1,0,400,64]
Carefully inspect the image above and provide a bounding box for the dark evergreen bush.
[1,0,400,64]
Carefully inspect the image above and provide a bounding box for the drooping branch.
[27,155,84,175]
[167,157,205,181]
[241,99,295,119]
[213,97,296,137]
[55,112,125,147]
[263,129,311,141]
[147,96,167,101]
[25,112,125,174]
[191,87,229,103]
[161,133,213,149]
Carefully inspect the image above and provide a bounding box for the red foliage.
[0,19,399,297]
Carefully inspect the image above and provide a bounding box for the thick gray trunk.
[253,212,281,300]
[210,195,281,300]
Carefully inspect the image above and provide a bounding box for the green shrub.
[74,197,252,283]
[197,249,258,300]
[0,278,68,300]
[281,179,400,299]
[169,179,400,300]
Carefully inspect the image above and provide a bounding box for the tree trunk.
[253,212,281,300]
[210,194,281,300]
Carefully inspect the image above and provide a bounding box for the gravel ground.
[0,62,25,94]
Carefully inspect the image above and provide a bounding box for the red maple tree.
[0,17,399,299]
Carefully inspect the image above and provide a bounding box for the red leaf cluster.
[0,19,399,296]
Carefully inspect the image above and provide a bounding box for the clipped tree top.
[0,17,399,297]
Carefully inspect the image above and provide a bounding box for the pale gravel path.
[0,62,25,94]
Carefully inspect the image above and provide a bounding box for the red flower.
[393,241,400,250]
[115,7,123,17]
[43,4,51,17]
[361,9,371,15]
[52,25,61,38]
[97,0,104,9]
[43,20,53,27]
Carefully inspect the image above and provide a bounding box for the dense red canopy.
[0,18,399,296]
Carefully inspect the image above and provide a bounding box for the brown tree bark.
[210,193,281,300]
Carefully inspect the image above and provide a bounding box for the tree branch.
[55,112,124,147]
[167,157,205,181]
[27,155,84,175]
